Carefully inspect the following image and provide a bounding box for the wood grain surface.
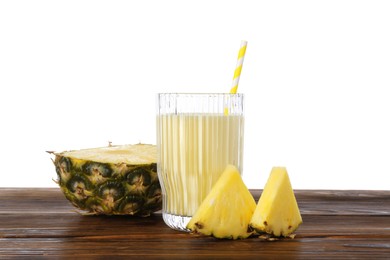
[1,188,389,259]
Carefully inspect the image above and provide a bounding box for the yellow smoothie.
[157,113,244,217]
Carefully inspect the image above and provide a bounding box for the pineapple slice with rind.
[250,167,302,237]
[187,164,256,239]
[50,144,161,216]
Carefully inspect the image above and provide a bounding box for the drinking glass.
[156,93,244,231]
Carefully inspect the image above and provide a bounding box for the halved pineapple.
[249,167,302,237]
[50,143,162,216]
[186,165,256,239]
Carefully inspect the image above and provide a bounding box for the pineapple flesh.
[250,167,302,237]
[186,165,256,239]
[51,144,162,216]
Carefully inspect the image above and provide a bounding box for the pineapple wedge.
[249,167,302,237]
[187,165,256,239]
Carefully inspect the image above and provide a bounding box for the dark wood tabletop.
[1,188,389,259]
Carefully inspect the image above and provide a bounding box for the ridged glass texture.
[156,93,244,232]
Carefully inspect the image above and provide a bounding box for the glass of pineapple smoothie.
[156,93,244,231]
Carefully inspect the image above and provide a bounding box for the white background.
[1,0,389,189]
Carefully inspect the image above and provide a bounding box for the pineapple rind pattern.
[53,145,162,216]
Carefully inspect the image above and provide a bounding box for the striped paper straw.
[230,40,247,94]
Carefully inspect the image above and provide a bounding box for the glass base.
[162,212,191,232]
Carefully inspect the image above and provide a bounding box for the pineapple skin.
[187,165,256,239]
[250,167,302,237]
[52,144,162,216]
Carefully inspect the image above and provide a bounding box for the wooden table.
[1,188,389,259]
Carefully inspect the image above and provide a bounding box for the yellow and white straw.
[230,40,247,94]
